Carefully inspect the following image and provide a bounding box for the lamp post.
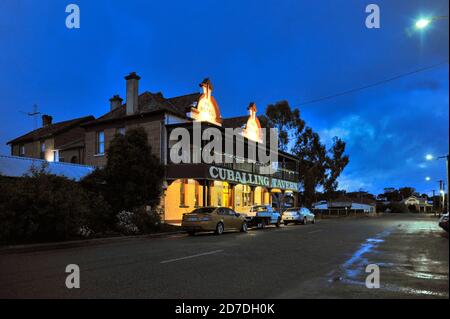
[426,154,449,214]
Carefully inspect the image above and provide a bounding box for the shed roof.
[0,155,94,181]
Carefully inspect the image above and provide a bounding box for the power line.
[294,60,449,107]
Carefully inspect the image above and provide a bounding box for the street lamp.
[414,16,449,30]
[425,176,431,181]
[425,154,434,161]
[416,18,431,29]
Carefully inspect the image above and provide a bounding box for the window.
[117,127,126,135]
[96,131,105,155]
[40,141,46,159]
[19,145,25,156]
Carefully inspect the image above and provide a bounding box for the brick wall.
[84,114,164,167]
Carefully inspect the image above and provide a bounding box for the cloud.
[313,72,448,194]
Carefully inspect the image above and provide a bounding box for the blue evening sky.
[0,0,448,195]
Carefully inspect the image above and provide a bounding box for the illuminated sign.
[190,79,222,126]
[208,166,299,191]
[243,102,262,143]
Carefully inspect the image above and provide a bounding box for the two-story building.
[7,115,94,164]
[6,72,300,223]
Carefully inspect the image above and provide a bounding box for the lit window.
[19,145,25,156]
[96,131,105,154]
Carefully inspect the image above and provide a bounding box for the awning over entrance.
[166,164,299,192]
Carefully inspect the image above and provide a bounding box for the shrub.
[133,207,162,233]
[389,202,409,214]
[0,166,90,243]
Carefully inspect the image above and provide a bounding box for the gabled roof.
[83,91,200,127]
[167,92,201,114]
[222,115,269,129]
[7,116,94,145]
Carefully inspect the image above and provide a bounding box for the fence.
[313,208,370,218]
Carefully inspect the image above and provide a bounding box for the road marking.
[307,230,323,234]
[160,250,224,264]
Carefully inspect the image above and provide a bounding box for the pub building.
[7,72,300,224]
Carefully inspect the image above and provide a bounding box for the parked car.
[244,204,281,228]
[439,213,449,232]
[282,208,302,225]
[282,207,316,225]
[182,207,248,235]
[300,208,316,224]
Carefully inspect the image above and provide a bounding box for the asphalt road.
[0,214,448,299]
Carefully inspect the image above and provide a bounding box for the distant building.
[313,200,376,213]
[7,115,94,164]
[403,195,433,213]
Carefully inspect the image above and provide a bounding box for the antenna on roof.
[19,104,41,129]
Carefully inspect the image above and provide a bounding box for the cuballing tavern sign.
[208,166,299,192]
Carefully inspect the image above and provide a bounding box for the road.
[0,214,448,298]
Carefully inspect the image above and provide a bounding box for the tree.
[399,187,415,199]
[265,102,349,208]
[293,127,327,207]
[265,101,305,151]
[82,127,165,217]
[323,137,350,195]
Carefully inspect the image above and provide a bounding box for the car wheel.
[276,218,281,227]
[241,222,248,233]
[284,221,289,226]
[187,231,195,236]
[303,217,307,225]
[215,222,224,235]
[312,218,316,224]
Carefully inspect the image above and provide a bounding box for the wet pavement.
[0,214,448,298]
[323,218,449,298]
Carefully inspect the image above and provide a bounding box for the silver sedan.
[282,207,316,225]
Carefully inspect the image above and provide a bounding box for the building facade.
[7,115,94,164]
[7,72,300,223]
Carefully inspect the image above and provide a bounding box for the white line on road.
[307,230,323,234]
[160,250,224,264]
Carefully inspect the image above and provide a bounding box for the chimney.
[109,95,123,111]
[125,72,141,115]
[42,114,53,127]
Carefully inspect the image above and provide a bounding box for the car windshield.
[190,207,216,214]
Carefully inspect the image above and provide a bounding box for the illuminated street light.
[415,18,431,29]
[425,154,434,161]
[425,177,431,181]
[414,15,449,30]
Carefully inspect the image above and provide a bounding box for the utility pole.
[439,155,449,215]
[438,180,444,216]
[432,189,436,216]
